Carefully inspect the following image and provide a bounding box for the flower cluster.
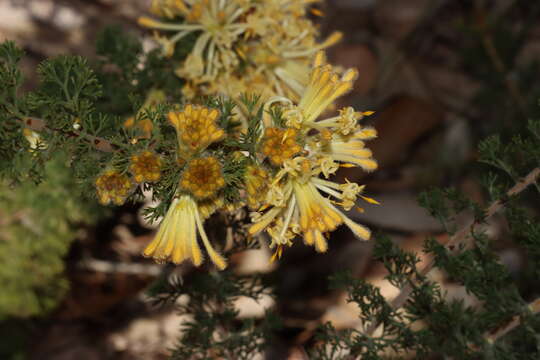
[260,127,302,166]
[168,104,225,156]
[143,194,227,269]
[245,165,270,210]
[137,51,378,269]
[138,0,342,102]
[96,151,164,206]
[248,52,378,258]
[93,1,380,270]
[130,151,163,183]
[180,156,225,199]
[95,170,133,205]
[143,104,229,268]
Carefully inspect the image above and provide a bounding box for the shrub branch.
[18,116,121,153]
[363,167,540,338]
[484,297,540,344]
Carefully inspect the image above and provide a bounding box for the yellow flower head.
[95,170,132,205]
[292,180,342,252]
[245,164,270,210]
[309,109,379,173]
[248,154,375,249]
[245,49,380,258]
[139,0,250,80]
[283,51,358,129]
[143,194,227,269]
[168,105,225,156]
[260,127,302,166]
[307,107,376,137]
[245,30,342,102]
[315,131,378,173]
[180,156,226,199]
[259,51,378,173]
[129,150,163,183]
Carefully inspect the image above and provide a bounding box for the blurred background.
[1,0,540,359]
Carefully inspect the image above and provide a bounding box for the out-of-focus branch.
[78,258,163,276]
[363,166,540,339]
[484,298,540,344]
[474,0,528,118]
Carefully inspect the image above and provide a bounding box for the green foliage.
[506,206,540,279]
[151,271,278,360]
[224,94,265,158]
[35,55,102,118]
[0,42,34,182]
[418,187,485,234]
[0,154,101,319]
[313,270,414,360]
[96,25,142,74]
[312,123,540,358]
[94,26,189,115]
[0,41,24,101]
[0,39,249,217]
[459,2,540,137]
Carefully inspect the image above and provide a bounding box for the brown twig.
[21,116,119,153]
[363,167,540,338]
[484,298,540,344]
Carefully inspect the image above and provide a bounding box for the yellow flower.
[143,194,227,269]
[129,151,163,183]
[263,51,378,172]
[246,30,342,102]
[246,49,380,257]
[95,170,132,205]
[307,121,378,173]
[260,127,302,166]
[316,156,339,178]
[315,132,378,172]
[142,0,342,104]
[180,157,226,199]
[234,0,342,102]
[293,179,343,252]
[205,70,269,99]
[245,164,270,210]
[310,108,378,173]
[168,104,225,156]
[139,0,250,81]
[124,118,154,141]
[306,107,376,137]
[249,158,372,252]
[337,107,371,136]
[280,51,358,130]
